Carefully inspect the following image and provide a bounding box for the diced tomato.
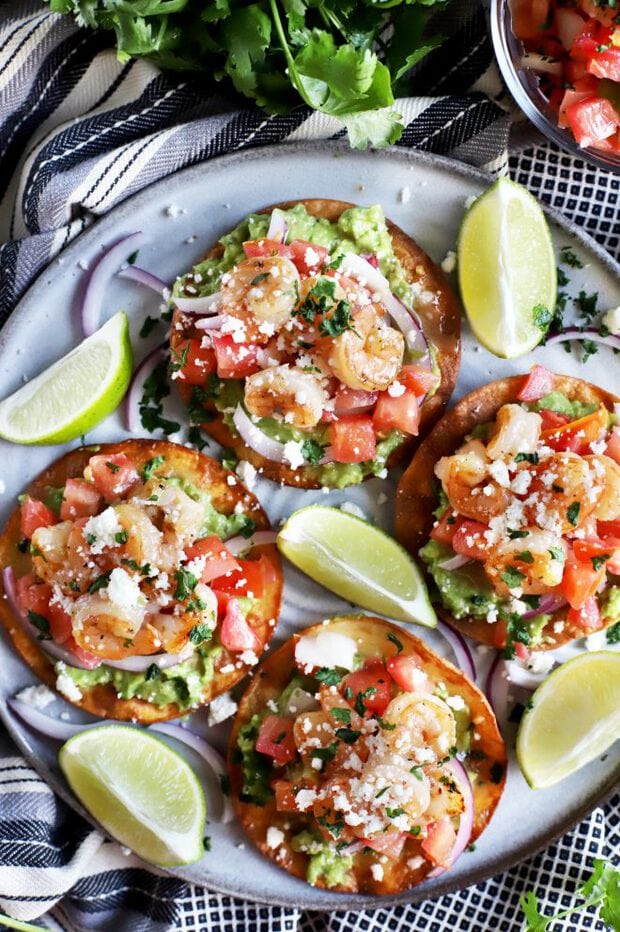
[273,779,300,812]
[65,637,101,669]
[242,239,290,259]
[373,387,420,437]
[399,365,441,397]
[538,409,571,431]
[287,240,329,275]
[430,511,460,546]
[59,479,103,521]
[559,86,597,129]
[517,365,556,402]
[514,641,530,662]
[421,817,457,868]
[386,653,430,694]
[451,520,490,562]
[333,387,378,415]
[15,575,52,617]
[363,832,408,860]
[574,536,620,574]
[605,429,620,465]
[342,659,392,716]
[255,715,296,766]
[492,619,508,650]
[587,47,620,81]
[570,19,609,61]
[567,595,601,630]
[88,453,140,500]
[183,536,241,583]
[175,338,217,385]
[541,404,609,453]
[211,334,260,379]
[561,554,606,609]
[20,497,57,539]
[211,555,274,600]
[566,96,620,148]
[598,519,620,540]
[330,415,376,464]
[47,600,73,644]
[219,598,261,652]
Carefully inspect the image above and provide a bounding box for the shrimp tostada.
[169,199,461,489]
[0,440,282,722]
[396,368,620,656]
[228,616,505,895]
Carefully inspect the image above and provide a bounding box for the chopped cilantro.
[318,300,355,338]
[145,663,161,681]
[250,272,270,285]
[335,726,362,744]
[500,566,526,589]
[27,611,51,641]
[174,567,198,600]
[189,623,213,645]
[575,289,599,322]
[315,667,343,686]
[591,554,610,571]
[376,716,396,731]
[203,836,211,851]
[567,501,581,526]
[606,623,620,644]
[142,455,165,481]
[515,451,539,464]
[237,515,256,539]
[169,343,190,373]
[88,570,112,593]
[410,766,423,780]
[385,806,405,818]
[508,529,529,540]
[301,438,324,466]
[188,426,209,451]
[559,246,583,269]
[354,686,377,717]
[548,547,564,561]
[139,315,160,339]
[330,708,351,723]
[516,550,534,564]
[311,743,338,762]
[375,786,389,798]
[387,631,403,653]
[532,303,552,331]
[115,530,129,545]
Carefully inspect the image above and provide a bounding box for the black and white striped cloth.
[0,2,618,929]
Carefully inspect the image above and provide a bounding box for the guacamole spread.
[292,831,354,888]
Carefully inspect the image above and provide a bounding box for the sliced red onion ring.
[504,659,548,690]
[124,341,168,433]
[523,593,567,619]
[118,265,168,296]
[81,231,145,336]
[225,531,277,555]
[2,567,97,671]
[340,253,391,295]
[437,553,471,571]
[332,390,378,415]
[546,326,620,352]
[174,292,221,314]
[382,292,430,361]
[195,315,226,331]
[232,406,287,464]
[266,209,287,243]
[484,651,509,721]
[104,643,196,673]
[437,621,476,681]
[149,722,234,823]
[9,699,113,740]
[521,52,563,76]
[427,760,475,877]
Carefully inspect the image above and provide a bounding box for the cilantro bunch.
[46,0,448,148]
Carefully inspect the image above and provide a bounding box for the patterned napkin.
[0,1,618,929]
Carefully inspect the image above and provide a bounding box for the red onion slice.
[225,531,277,556]
[266,209,287,243]
[340,253,391,295]
[546,326,620,352]
[382,292,430,361]
[81,232,146,336]
[427,760,475,877]
[484,651,509,721]
[104,643,196,673]
[521,52,563,76]
[437,553,471,571]
[232,406,288,464]
[9,699,113,740]
[174,293,221,314]
[523,593,567,619]
[437,621,477,681]
[149,722,234,823]
[195,315,226,331]
[124,341,167,434]
[118,265,168,296]
[504,659,547,690]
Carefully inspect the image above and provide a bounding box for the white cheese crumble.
[56,663,83,702]
[84,507,123,554]
[370,863,384,882]
[387,380,405,398]
[440,250,456,274]
[283,440,306,470]
[266,826,285,849]
[446,694,466,711]
[16,684,56,709]
[526,653,555,675]
[295,631,358,673]
[585,630,608,651]
[106,568,143,610]
[602,305,620,335]
[236,460,257,490]
[207,692,238,726]
[399,186,411,204]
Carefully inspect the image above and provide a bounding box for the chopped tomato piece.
[242,239,290,259]
[559,86,597,129]
[255,715,296,766]
[47,600,73,644]
[574,536,620,574]
[184,536,241,583]
[363,832,408,859]
[598,519,620,540]
[373,388,420,437]
[212,555,274,600]
[342,659,391,716]
[333,387,378,415]
[561,554,606,609]
[587,47,620,81]
[65,637,101,669]
[386,653,430,693]
[287,240,329,275]
[541,404,609,453]
[605,429,620,465]
[88,453,140,500]
[273,779,300,812]
[20,497,57,539]
[430,511,460,546]
[538,409,570,431]
[175,338,217,385]
[15,575,52,617]
[421,817,457,868]
[399,365,441,397]
[517,365,556,402]
[514,641,530,662]
[451,520,490,562]
[219,598,261,652]
[566,97,620,148]
[211,334,260,379]
[59,479,103,521]
[492,619,508,649]
[330,415,376,464]
[567,595,601,630]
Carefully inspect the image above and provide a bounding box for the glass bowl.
[490,0,620,174]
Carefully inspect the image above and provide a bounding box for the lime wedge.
[516,651,620,789]
[0,312,132,444]
[277,505,436,627]
[59,725,205,866]
[457,178,557,358]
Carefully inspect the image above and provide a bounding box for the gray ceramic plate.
[0,143,618,910]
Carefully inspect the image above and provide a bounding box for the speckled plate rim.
[0,140,618,911]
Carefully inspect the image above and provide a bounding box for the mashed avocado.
[163,475,252,538]
[602,586,620,622]
[419,540,499,619]
[56,644,222,711]
[529,392,598,419]
[291,831,354,888]
[234,712,272,806]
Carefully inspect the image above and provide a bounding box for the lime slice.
[0,312,132,444]
[517,651,620,789]
[457,178,557,358]
[59,725,205,866]
[277,505,436,627]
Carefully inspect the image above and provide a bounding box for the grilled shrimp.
[486,404,541,460]
[435,440,511,522]
[71,594,148,659]
[591,454,620,520]
[485,529,567,596]
[525,452,604,533]
[31,521,72,584]
[293,710,337,759]
[220,256,300,340]
[244,364,326,429]
[381,694,456,762]
[115,502,163,565]
[326,306,404,391]
[137,481,205,546]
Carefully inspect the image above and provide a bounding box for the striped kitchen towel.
[0,1,618,930]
